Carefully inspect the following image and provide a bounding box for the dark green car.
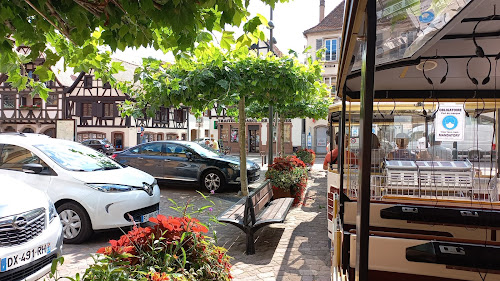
[111,141,260,192]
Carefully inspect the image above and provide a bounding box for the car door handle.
[138,157,144,160]
[164,159,171,162]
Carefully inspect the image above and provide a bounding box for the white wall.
[291,118,303,147]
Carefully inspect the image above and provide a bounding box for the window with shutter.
[82,103,92,116]
[84,75,93,89]
[104,103,114,117]
[174,109,184,122]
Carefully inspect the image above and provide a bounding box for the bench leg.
[246,229,255,255]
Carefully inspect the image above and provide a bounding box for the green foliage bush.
[295,148,316,166]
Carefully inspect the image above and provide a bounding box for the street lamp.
[268,7,274,166]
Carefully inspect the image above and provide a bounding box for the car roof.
[0,133,80,146]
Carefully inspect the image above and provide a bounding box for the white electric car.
[0,176,63,281]
[0,133,160,243]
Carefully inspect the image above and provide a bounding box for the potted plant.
[49,214,233,281]
[265,155,308,206]
[295,148,316,167]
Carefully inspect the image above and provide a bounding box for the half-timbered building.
[0,46,65,137]
[65,69,190,150]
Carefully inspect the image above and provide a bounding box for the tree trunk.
[280,115,285,156]
[239,95,248,196]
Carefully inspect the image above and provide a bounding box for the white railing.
[345,170,498,202]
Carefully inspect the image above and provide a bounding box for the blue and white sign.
[435,104,465,141]
[419,11,435,23]
[442,115,458,130]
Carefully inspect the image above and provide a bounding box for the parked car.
[0,176,63,281]
[0,133,160,244]
[111,141,261,192]
[81,139,115,154]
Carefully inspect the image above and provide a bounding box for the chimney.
[320,0,325,22]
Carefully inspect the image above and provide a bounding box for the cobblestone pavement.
[45,155,331,281]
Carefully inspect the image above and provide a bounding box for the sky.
[112,0,343,65]
[246,0,342,55]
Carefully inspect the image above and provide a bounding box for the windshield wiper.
[92,166,120,171]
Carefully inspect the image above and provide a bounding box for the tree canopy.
[121,44,329,195]
[122,44,329,118]
[0,0,285,98]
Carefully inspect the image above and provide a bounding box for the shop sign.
[435,104,464,141]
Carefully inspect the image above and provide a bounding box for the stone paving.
[45,156,331,281]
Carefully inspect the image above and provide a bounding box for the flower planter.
[266,155,308,207]
[272,186,292,198]
[296,148,316,168]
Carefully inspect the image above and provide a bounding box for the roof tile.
[303,1,345,35]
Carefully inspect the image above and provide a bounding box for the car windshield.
[185,142,220,157]
[34,142,122,171]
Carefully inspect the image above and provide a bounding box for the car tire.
[98,148,104,153]
[57,202,93,244]
[201,169,225,193]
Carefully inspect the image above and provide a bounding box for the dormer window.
[84,75,93,89]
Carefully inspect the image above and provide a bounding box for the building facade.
[0,46,65,137]
[302,0,344,154]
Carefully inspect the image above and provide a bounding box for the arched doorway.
[22,127,34,133]
[43,128,55,138]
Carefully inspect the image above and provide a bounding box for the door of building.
[315,126,328,154]
[248,125,259,153]
[113,132,124,151]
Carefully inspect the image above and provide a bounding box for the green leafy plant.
[265,155,308,205]
[48,193,230,281]
[295,148,316,166]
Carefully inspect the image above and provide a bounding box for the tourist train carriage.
[329,0,500,280]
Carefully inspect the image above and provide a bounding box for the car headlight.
[228,163,240,170]
[86,183,133,192]
[48,198,58,223]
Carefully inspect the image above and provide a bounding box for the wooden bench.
[217,180,294,255]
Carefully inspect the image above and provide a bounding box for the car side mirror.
[185,152,193,161]
[22,163,44,174]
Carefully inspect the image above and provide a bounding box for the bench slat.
[218,199,246,224]
[256,197,294,225]
[251,183,273,214]
[258,195,283,220]
[253,189,273,215]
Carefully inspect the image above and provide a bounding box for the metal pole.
[268,6,274,165]
[356,0,376,280]
[424,117,429,148]
[339,92,347,223]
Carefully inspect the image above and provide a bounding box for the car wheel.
[202,170,225,193]
[57,202,93,244]
[98,148,104,153]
